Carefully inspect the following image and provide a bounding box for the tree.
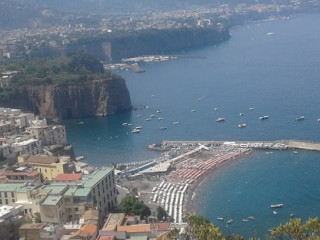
[166,228,179,240]
[156,206,168,221]
[268,217,320,240]
[118,196,151,220]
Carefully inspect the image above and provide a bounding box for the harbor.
[117,139,320,224]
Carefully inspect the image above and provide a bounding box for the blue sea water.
[64,14,320,237]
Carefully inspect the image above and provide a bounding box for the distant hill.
[10,0,294,15]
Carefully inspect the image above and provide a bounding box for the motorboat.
[158,117,163,120]
[216,118,225,122]
[217,217,224,221]
[273,211,278,215]
[259,115,269,120]
[248,216,255,220]
[295,116,304,121]
[270,204,284,208]
[249,107,254,111]
[238,123,246,128]
[191,109,196,112]
[239,113,244,116]
[242,219,249,222]
[160,127,167,130]
[227,219,233,224]
[173,122,179,125]
[131,129,140,133]
[135,126,143,130]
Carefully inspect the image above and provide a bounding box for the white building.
[12,138,42,156]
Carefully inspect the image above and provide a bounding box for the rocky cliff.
[2,78,132,119]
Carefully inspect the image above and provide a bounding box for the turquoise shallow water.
[64,13,320,237]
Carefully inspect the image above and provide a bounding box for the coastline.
[184,150,252,215]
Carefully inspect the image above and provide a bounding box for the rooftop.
[117,224,151,233]
[102,213,125,231]
[0,183,32,193]
[54,173,83,181]
[82,167,113,188]
[150,222,171,231]
[41,195,63,206]
[19,223,46,230]
[25,155,59,164]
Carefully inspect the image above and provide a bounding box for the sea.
[63,13,320,238]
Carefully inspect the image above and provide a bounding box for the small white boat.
[132,129,140,133]
[217,217,224,221]
[214,107,218,111]
[249,107,254,111]
[173,122,179,125]
[273,211,278,215]
[122,123,128,126]
[293,151,298,154]
[270,203,284,208]
[227,219,233,224]
[135,126,143,130]
[146,118,151,121]
[265,151,273,155]
[191,109,196,112]
[79,121,84,125]
[239,113,244,116]
[267,32,275,36]
[160,127,167,130]
[317,118,320,122]
[290,213,295,218]
[238,123,246,128]
[248,216,255,220]
[295,116,304,121]
[149,114,156,118]
[136,115,142,118]
[216,117,225,122]
[158,117,163,120]
[156,110,162,113]
[242,219,249,222]
[259,115,269,120]
[127,123,133,126]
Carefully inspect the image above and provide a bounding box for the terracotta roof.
[151,222,171,231]
[25,155,59,164]
[117,224,150,233]
[71,223,97,238]
[54,173,83,181]
[19,223,46,230]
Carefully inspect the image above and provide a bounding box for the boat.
[122,123,128,126]
[173,122,179,125]
[249,107,254,111]
[239,113,244,116]
[295,116,304,121]
[259,115,269,120]
[191,109,196,112]
[127,123,133,126]
[131,129,140,133]
[160,127,167,130]
[248,216,255,220]
[146,118,151,121]
[156,110,162,113]
[242,219,249,222]
[158,117,163,120]
[317,118,320,122]
[238,123,246,128]
[214,107,218,111]
[216,118,225,122]
[270,204,284,208]
[267,32,275,36]
[149,114,156,118]
[136,115,142,118]
[79,121,84,125]
[293,151,298,154]
[135,126,143,130]
[290,213,295,218]
[217,217,224,221]
[227,219,233,224]
[273,211,278,215]
[265,151,273,155]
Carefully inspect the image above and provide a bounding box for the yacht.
[173,122,180,125]
[122,123,128,126]
[238,123,246,128]
[216,118,225,122]
[160,127,167,130]
[259,115,269,120]
[239,113,244,116]
[267,32,275,36]
[158,117,163,120]
[248,216,255,220]
[249,107,254,111]
[295,116,304,121]
[191,109,196,112]
[146,118,151,121]
[131,129,140,133]
[135,126,143,130]
[227,219,233,224]
[217,217,224,221]
[270,203,284,208]
[149,114,156,118]
[273,211,278,215]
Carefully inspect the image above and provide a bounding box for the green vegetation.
[156,206,168,221]
[118,195,151,220]
[0,52,119,101]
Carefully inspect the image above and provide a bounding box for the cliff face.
[3,78,132,119]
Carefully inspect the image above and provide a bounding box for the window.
[4,192,7,198]
[11,192,14,198]
[0,199,2,204]
[5,199,8,204]
[12,199,15,203]
[74,208,78,212]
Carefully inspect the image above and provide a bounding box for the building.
[0,205,24,240]
[19,223,58,240]
[40,168,116,224]
[18,155,72,181]
[97,213,172,240]
[0,120,17,136]
[5,168,41,184]
[12,138,42,155]
[26,125,67,146]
